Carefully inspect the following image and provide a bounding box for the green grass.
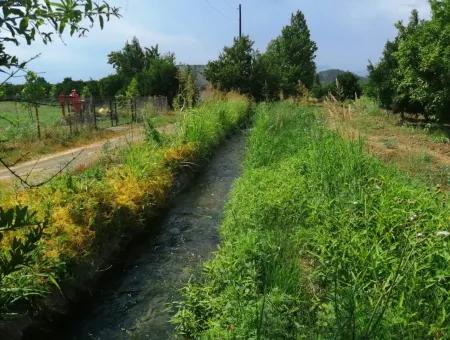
[0,101,62,140]
[173,102,450,338]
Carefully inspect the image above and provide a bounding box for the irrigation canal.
[34,132,247,339]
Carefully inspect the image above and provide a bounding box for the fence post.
[114,100,119,126]
[109,99,114,127]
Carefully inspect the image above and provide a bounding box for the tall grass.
[173,102,450,338]
[0,94,250,319]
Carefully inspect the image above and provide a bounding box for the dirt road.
[0,128,144,183]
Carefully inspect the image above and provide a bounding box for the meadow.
[0,94,250,320]
[173,102,450,338]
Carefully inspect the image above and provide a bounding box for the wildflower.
[436,231,450,238]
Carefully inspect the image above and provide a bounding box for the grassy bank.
[0,94,250,323]
[173,102,450,338]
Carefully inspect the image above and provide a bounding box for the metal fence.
[60,95,169,130]
[0,96,169,140]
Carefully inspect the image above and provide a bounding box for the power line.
[203,0,233,20]
[238,3,242,38]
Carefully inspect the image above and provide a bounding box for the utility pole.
[238,4,242,38]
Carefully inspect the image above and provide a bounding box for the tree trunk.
[35,106,41,139]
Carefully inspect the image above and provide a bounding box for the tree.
[107,41,179,103]
[204,36,258,96]
[21,71,46,139]
[81,85,92,99]
[368,5,450,121]
[0,1,120,81]
[135,47,179,102]
[264,11,317,97]
[108,37,146,79]
[126,77,139,99]
[98,74,125,98]
[332,72,362,101]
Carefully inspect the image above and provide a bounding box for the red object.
[70,89,82,113]
[58,93,66,107]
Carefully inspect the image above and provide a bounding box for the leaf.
[99,15,104,29]
[48,274,63,295]
[19,17,29,33]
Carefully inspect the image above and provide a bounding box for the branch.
[0,53,41,86]
[0,150,84,188]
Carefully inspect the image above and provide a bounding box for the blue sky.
[12,0,431,83]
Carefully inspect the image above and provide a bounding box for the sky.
[10,0,431,83]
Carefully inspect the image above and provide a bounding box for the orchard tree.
[204,36,258,96]
[21,71,46,139]
[368,4,450,121]
[264,10,317,97]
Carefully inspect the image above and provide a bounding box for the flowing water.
[45,133,246,339]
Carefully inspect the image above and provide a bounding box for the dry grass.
[320,97,450,189]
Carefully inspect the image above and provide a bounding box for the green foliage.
[264,11,317,96]
[22,71,47,138]
[368,4,450,121]
[0,206,48,316]
[204,36,258,97]
[98,74,125,98]
[81,85,92,99]
[173,67,199,111]
[332,72,362,101]
[125,77,139,99]
[0,0,120,70]
[205,10,317,101]
[173,102,450,338]
[21,71,46,103]
[108,37,146,79]
[107,39,179,101]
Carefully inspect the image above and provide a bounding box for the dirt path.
[322,101,450,187]
[33,132,247,339]
[0,127,146,183]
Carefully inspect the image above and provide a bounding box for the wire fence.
[0,96,169,142]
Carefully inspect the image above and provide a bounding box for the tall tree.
[264,11,317,97]
[204,36,257,96]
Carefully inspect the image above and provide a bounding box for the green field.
[0,101,63,140]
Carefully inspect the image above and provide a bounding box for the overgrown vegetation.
[173,102,450,338]
[0,94,250,319]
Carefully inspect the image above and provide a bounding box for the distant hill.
[318,69,368,84]
[178,65,208,90]
[318,69,346,84]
